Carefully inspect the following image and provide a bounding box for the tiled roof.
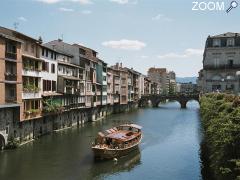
[211,32,240,38]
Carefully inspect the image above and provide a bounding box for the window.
[43,80,52,91]
[213,39,221,47]
[79,48,86,55]
[31,44,35,53]
[227,38,235,47]
[6,42,16,54]
[42,48,45,56]
[46,49,48,57]
[42,62,49,72]
[214,58,219,68]
[228,60,234,67]
[92,51,97,57]
[52,81,56,91]
[51,64,55,73]
[54,53,57,60]
[24,42,28,51]
[51,51,53,59]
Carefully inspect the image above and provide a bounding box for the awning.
[120,124,142,130]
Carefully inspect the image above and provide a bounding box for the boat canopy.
[119,124,142,130]
[98,132,105,137]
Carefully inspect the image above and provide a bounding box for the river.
[0,101,203,180]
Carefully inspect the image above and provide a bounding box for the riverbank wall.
[200,93,240,180]
[0,102,139,149]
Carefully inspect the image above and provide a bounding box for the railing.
[204,64,240,70]
[5,96,17,103]
[5,52,17,60]
[5,73,17,81]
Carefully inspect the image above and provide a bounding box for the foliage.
[5,136,19,149]
[43,98,64,113]
[23,84,41,93]
[200,93,240,180]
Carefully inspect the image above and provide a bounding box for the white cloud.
[102,39,146,51]
[109,0,138,5]
[18,17,27,21]
[157,48,203,59]
[81,10,92,14]
[152,14,173,22]
[140,55,149,59]
[37,0,92,4]
[59,7,74,12]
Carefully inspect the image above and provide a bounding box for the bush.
[200,94,240,180]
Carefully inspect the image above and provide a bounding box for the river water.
[0,101,203,180]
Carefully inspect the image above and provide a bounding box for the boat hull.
[92,144,139,160]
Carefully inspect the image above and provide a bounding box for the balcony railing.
[5,52,17,60]
[5,96,17,103]
[24,109,41,120]
[5,73,17,81]
[204,64,240,70]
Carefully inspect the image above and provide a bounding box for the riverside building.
[0,26,172,149]
[198,32,240,94]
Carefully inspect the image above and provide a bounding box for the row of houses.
[0,26,176,148]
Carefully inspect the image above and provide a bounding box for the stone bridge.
[139,94,200,108]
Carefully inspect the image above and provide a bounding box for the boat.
[92,124,142,160]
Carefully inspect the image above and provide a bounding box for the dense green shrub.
[200,93,240,180]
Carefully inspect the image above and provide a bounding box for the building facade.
[0,26,180,148]
[198,32,240,94]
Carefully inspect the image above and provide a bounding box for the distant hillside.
[176,77,197,84]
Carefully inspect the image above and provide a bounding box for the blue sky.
[0,0,239,77]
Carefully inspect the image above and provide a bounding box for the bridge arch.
[0,133,5,150]
[140,94,200,109]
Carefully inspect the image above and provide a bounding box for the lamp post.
[236,71,240,95]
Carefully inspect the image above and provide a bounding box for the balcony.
[24,109,41,120]
[204,64,240,70]
[22,69,42,77]
[5,96,17,103]
[5,52,17,60]
[5,72,17,81]
[23,85,41,99]
[114,79,120,84]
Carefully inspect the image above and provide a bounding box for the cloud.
[140,55,149,59]
[37,0,92,4]
[157,48,203,59]
[59,7,74,12]
[102,39,146,50]
[18,17,27,21]
[152,14,173,22]
[81,10,92,14]
[109,0,138,5]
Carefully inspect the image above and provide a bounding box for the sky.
[0,0,239,77]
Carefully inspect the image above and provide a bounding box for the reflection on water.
[0,101,203,180]
[89,149,141,180]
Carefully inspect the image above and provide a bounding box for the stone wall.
[1,102,139,148]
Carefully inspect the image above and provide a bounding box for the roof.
[22,54,44,61]
[0,33,23,43]
[210,32,240,38]
[120,124,142,130]
[0,26,39,42]
[42,43,73,57]
[58,61,80,68]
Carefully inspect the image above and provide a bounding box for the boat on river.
[92,124,142,160]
